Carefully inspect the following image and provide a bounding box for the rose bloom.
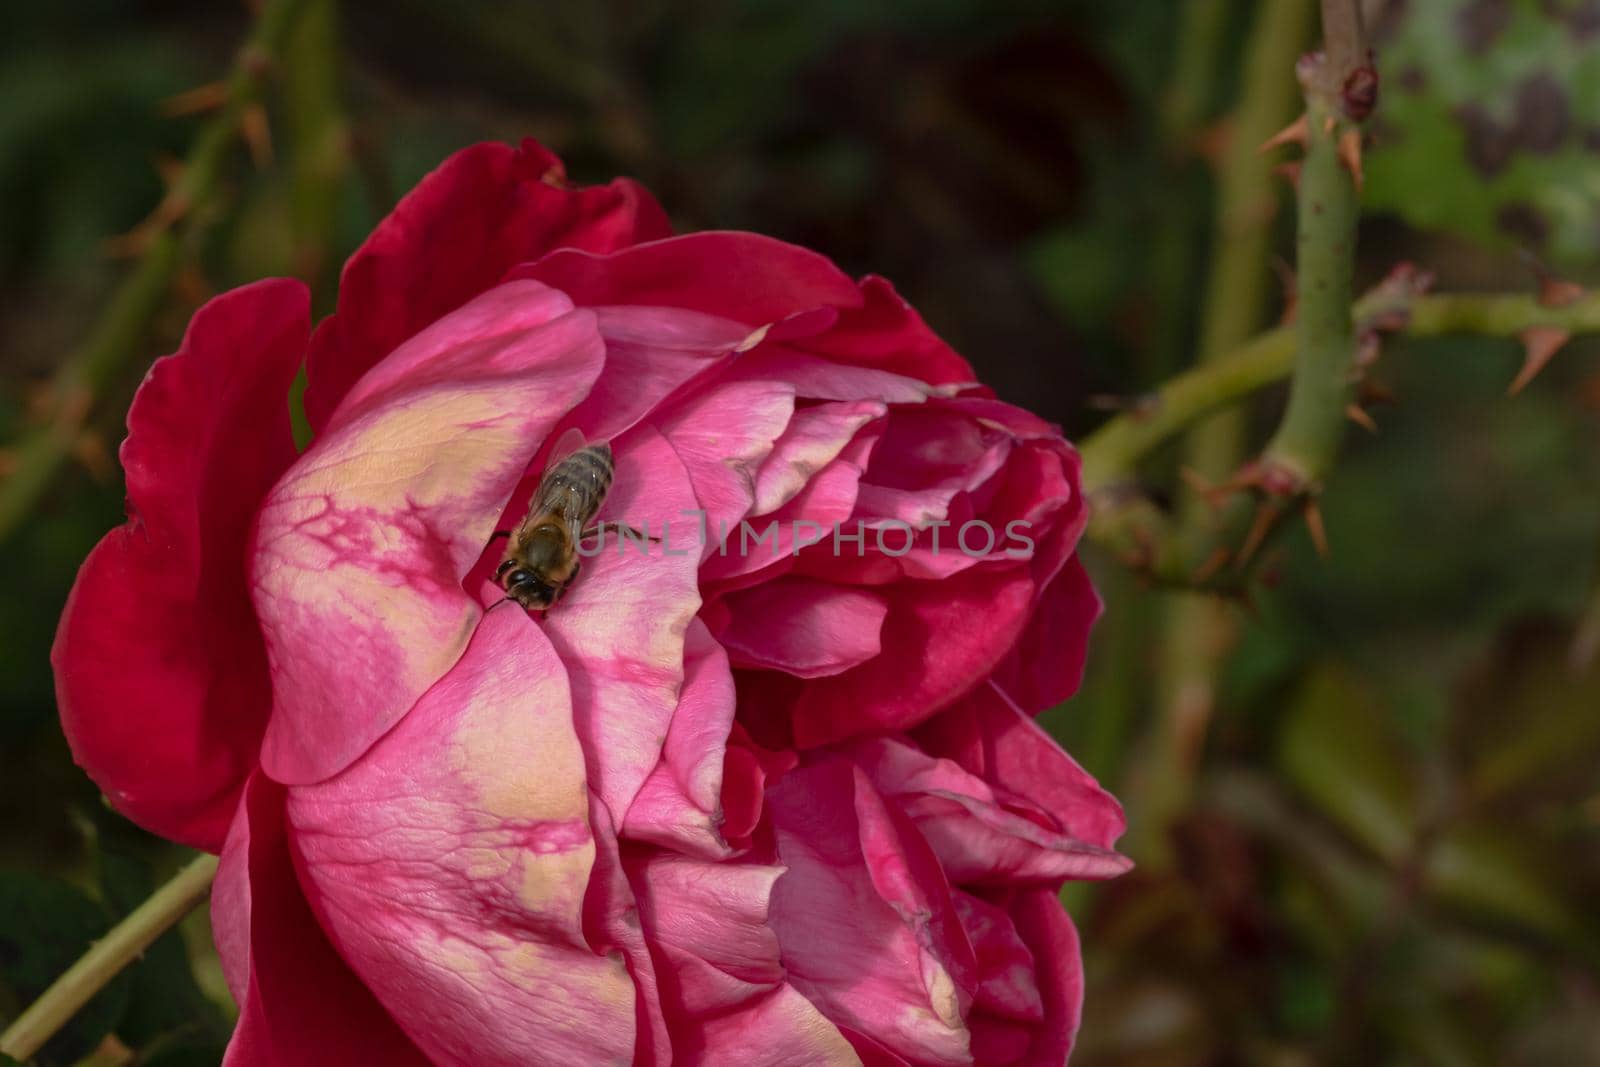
[54,140,1129,1066]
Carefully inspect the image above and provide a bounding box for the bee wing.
[524,426,590,523]
[543,426,587,467]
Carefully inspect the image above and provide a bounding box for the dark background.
[3,1,1599,1064]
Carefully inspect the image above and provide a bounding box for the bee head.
[495,562,559,610]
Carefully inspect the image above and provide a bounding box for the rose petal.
[621,621,739,858]
[991,556,1100,715]
[784,562,1038,747]
[801,275,975,385]
[304,139,669,430]
[700,426,881,588]
[752,400,886,515]
[538,425,704,824]
[916,681,1127,852]
[566,305,753,442]
[852,737,1131,885]
[514,231,865,329]
[585,798,672,1066]
[254,281,604,784]
[518,234,975,388]
[54,280,308,849]
[851,408,1013,530]
[628,854,786,1015]
[767,758,976,1066]
[214,773,430,1066]
[715,578,889,679]
[952,890,1043,1023]
[695,987,867,1066]
[653,377,796,557]
[1007,890,1087,1067]
[285,607,639,1067]
[717,345,939,405]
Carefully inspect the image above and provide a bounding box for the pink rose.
[54,140,1128,1065]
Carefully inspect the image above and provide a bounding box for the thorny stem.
[0,0,306,545]
[1140,0,1316,867]
[1257,91,1360,488]
[1258,0,1372,492]
[0,854,220,1062]
[1080,289,1600,493]
[1317,0,1369,99]
[1081,287,1600,571]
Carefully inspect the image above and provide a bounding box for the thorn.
[154,153,186,190]
[1191,546,1232,586]
[1519,250,1586,308]
[1180,465,1217,501]
[1354,330,1383,373]
[104,191,190,258]
[240,103,274,168]
[1540,276,1586,309]
[1303,499,1329,558]
[1237,499,1282,566]
[1180,466,1244,511]
[1258,114,1309,155]
[1344,403,1379,434]
[1508,325,1571,396]
[1231,585,1263,621]
[1322,113,1337,136]
[1358,380,1398,407]
[160,81,228,117]
[1124,526,1159,571]
[1274,160,1303,191]
[1337,128,1364,192]
[1088,393,1160,418]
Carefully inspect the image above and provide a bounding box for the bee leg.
[489,530,511,541]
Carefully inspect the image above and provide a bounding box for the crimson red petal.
[1006,890,1086,1067]
[53,280,308,850]
[215,774,430,1066]
[303,139,670,430]
[806,275,976,385]
[514,231,864,327]
[785,562,1037,747]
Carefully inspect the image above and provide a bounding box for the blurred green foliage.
[1,1,1598,1065]
[1367,0,1600,264]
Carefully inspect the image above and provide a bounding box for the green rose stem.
[0,0,306,547]
[0,853,220,1062]
[1080,289,1600,495]
[1136,0,1316,868]
[1080,285,1600,578]
[1256,70,1364,491]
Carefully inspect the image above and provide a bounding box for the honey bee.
[494,431,616,611]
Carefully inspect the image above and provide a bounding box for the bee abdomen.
[545,443,614,518]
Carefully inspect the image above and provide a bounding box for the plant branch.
[1318,0,1368,93]
[1257,82,1362,489]
[1081,285,1600,577]
[0,0,305,545]
[1138,0,1316,867]
[0,854,220,1062]
[1080,288,1600,494]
